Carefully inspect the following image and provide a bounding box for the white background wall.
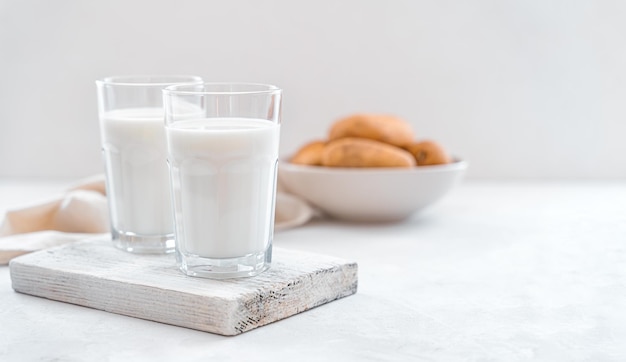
[1,0,625,179]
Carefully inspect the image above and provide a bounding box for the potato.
[321,138,416,168]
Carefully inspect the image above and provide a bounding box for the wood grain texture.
[9,238,358,336]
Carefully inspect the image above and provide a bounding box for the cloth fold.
[0,175,314,264]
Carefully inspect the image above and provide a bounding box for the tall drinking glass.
[96,75,203,254]
[163,83,282,278]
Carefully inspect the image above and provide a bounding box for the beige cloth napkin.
[0,175,314,264]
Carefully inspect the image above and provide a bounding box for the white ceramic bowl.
[278,160,468,222]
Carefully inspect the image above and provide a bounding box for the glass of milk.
[162,83,282,279]
[96,75,203,254]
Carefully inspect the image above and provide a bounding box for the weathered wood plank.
[9,238,358,336]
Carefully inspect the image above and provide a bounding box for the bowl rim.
[279,158,468,175]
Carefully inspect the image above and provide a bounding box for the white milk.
[166,118,280,258]
[100,107,173,236]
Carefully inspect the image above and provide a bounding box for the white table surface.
[1,179,625,361]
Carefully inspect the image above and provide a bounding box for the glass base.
[112,229,175,254]
[177,244,272,279]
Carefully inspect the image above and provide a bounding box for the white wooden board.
[9,238,358,336]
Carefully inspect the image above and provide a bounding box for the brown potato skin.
[321,138,416,168]
[406,140,451,166]
[328,114,415,148]
[290,140,326,166]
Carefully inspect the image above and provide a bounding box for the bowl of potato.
[278,114,467,222]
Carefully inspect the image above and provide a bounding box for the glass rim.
[163,82,281,96]
[96,75,203,87]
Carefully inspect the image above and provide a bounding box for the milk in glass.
[165,118,280,258]
[100,107,173,237]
